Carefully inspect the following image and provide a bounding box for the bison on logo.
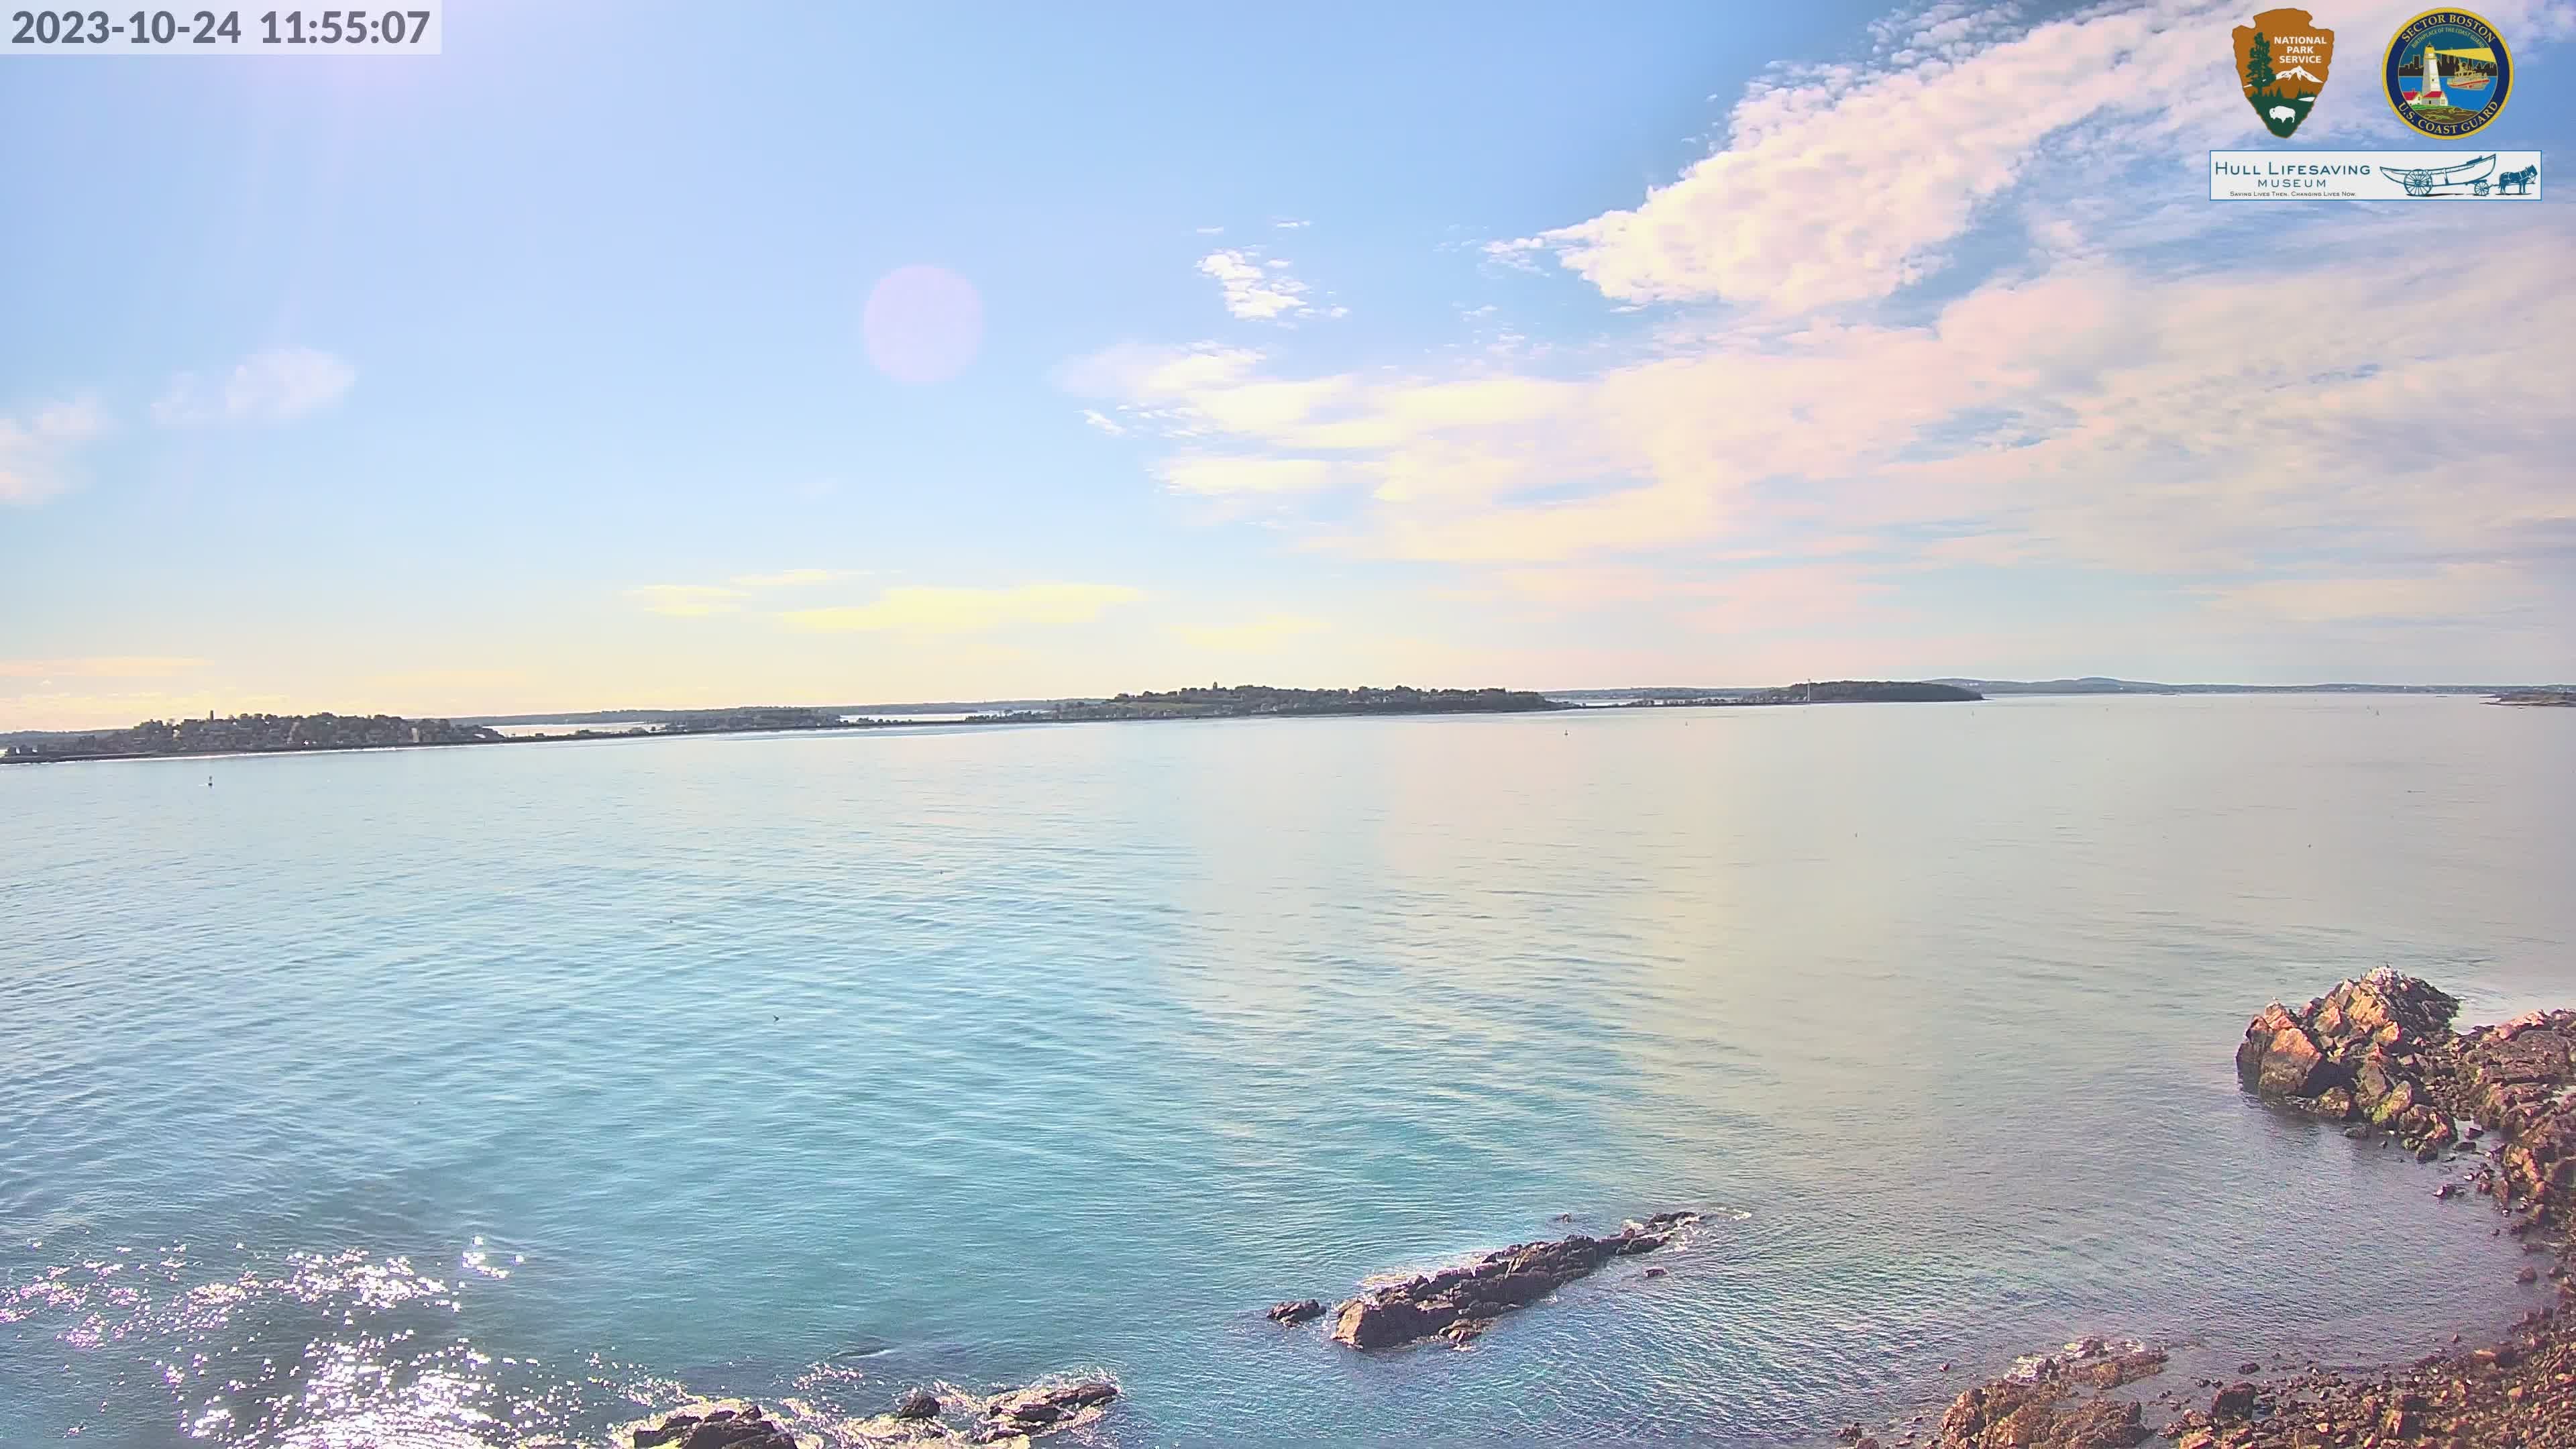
[2234,9,2335,138]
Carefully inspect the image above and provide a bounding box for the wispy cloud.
[0,655,207,680]
[1499,0,2573,313]
[1169,614,1328,651]
[154,347,357,427]
[1198,249,1312,321]
[627,570,862,614]
[0,396,111,506]
[626,584,747,616]
[780,583,1145,634]
[1059,0,2576,661]
[728,568,853,588]
[1155,456,1344,496]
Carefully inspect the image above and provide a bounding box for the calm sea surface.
[5,695,2573,1448]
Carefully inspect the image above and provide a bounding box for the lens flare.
[861,265,985,385]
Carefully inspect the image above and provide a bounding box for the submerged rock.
[1328,1212,1699,1350]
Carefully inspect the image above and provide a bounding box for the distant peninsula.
[0,708,861,764]
[969,684,1565,723]
[1,712,505,763]
[1621,680,1981,706]
[2489,690,2575,707]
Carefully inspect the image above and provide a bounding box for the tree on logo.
[2241,28,2302,136]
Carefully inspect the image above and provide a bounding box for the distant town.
[5,678,2569,765]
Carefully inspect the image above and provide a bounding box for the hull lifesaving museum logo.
[2383,9,2513,137]
[2235,9,2334,137]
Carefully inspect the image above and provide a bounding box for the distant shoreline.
[11,680,2565,769]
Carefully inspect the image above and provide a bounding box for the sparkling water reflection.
[3,695,2571,1446]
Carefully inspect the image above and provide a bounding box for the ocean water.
[4,694,2571,1449]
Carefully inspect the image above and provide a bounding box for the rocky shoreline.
[627,1377,1120,1447]
[611,969,2575,1449]
[1918,969,2576,1449]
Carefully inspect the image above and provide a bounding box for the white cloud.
[1199,249,1311,321]
[1073,217,2576,633]
[154,347,356,426]
[0,396,110,506]
[780,584,1145,634]
[1081,409,1129,437]
[1505,0,2575,313]
[1048,1,2576,665]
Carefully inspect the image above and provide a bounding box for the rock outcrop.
[2442,1008,2576,1228]
[1923,1340,2164,1449]
[1266,1298,1324,1325]
[2235,968,2465,1155]
[1925,973,2576,1449]
[1328,1212,1698,1350]
[635,1379,1117,1448]
[971,1380,1118,1443]
[1933,1381,2147,1449]
[631,1405,797,1449]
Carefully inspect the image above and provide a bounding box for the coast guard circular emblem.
[2383,9,2512,138]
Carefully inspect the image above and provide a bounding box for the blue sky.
[4,0,2572,728]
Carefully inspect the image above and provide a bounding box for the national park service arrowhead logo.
[2235,9,2335,136]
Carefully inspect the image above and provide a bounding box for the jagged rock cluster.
[2234,967,2467,1155]
[1923,1341,2166,1449]
[1915,971,2576,1449]
[1323,1212,1699,1350]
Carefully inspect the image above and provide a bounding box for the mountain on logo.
[2233,9,2334,138]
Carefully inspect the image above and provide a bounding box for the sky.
[3,0,2573,729]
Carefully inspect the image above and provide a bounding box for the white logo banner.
[2210,150,2540,200]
